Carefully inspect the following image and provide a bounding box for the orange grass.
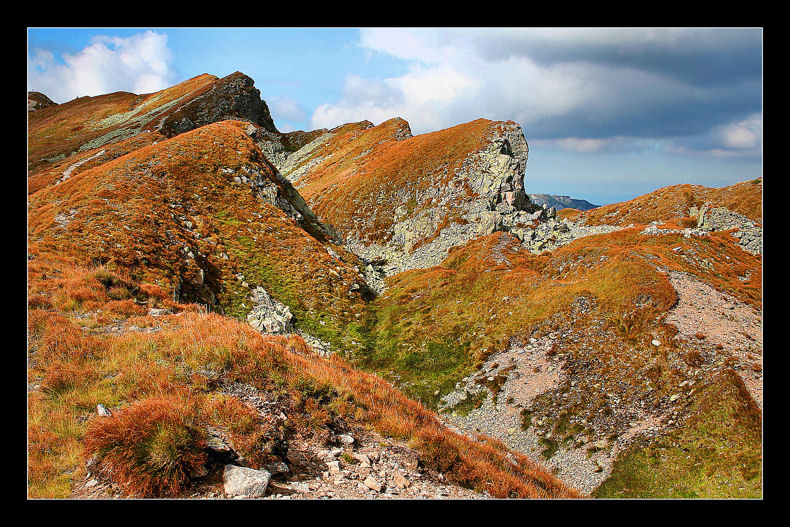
[83,396,207,497]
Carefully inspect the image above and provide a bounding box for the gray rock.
[247,287,294,334]
[223,465,272,498]
[337,434,355,445]
[696,204,762,255]
[264,461,289,474]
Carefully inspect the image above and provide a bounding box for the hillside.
[274,117,548,281]
[27,74,578,500]
[27,71,762,499]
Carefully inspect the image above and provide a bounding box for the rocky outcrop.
[695,204,762,255]
[160,72,279,137]
[277,118,552,283]
[522,215,622,254]
[247,287,294,334]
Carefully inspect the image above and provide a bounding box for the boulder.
[223,465,271,498]
[247,287,294,334]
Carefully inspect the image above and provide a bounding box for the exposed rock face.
[247,287,294,334]
[696,204,762,255]
[522,216,622,254]
[161,72,279,137]
[227,135,337,243]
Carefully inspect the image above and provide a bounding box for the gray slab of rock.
[223,465,271,498]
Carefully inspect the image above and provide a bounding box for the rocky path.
[665,271,763,409]
[72,426,487,500]
[439,337,608,495]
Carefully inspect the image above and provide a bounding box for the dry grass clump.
[83,397,207,497]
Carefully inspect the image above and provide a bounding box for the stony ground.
[72,426,488,500]
[664,271,763,409]
[439,337,614,495]
[437,265,763,496]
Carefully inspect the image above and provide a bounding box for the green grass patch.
[593,369,762,499]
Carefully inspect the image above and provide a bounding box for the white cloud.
[312,29,674,136]
[312,28,761,157]
[28,30,176,103]
[552,137,618,153]
[267,95,308,123]
[717,115,762,150]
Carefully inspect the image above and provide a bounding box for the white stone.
[223,465,271,498]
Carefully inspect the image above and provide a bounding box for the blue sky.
[27,27,763,206]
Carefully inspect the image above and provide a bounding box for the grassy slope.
[28,120,374,353]
[27,74,218,174]
[560,178,763,226]
[593,369,762,498]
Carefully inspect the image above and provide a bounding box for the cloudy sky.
[27,27,763,205]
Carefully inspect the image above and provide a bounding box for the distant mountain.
[529,193,599,211]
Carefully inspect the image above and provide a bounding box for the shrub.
[84,397,207,497]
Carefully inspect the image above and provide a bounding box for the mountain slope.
[27,75,578,500]
[362,180,762,496]
[27,71,761,500]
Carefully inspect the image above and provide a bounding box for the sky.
[27,27,763,206]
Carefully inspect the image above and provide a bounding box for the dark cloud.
[451,28,762,88]
[524,78,762,141]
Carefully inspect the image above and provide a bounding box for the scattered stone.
[363,475,382,492]
[393,473,411,488]
[337,434,355,445]
[223,465,271,498]
[96,404,112,417]
[247,287,294,334]
[147,308,173,317]
[264,462,289,474]
[352,453,371,467]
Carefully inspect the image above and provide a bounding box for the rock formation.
[696,203,763,255]
[247,287,294,334]
[160,71,279,137]
[272,117,552,282]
